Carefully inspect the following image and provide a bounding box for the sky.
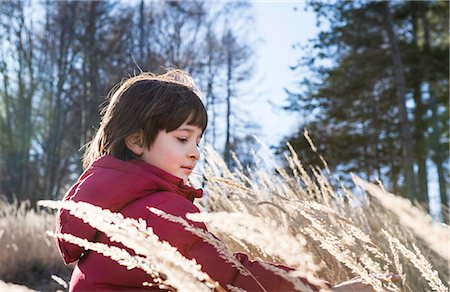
[249,1,318,147]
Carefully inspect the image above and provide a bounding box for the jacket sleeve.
[148,196,332,292]
[56,171,141,264]
[56,174,93,265]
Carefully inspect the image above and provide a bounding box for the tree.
[201,25,223,148]
[382,0,417,202]
[218,3,255,168]
[40,1,80,200]
[284,0,449,220]
[0,1,38,202]
[0,0,259,203]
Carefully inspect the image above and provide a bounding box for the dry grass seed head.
[353,176,449,262]
[187,211,320,273]
[382,230,448,292]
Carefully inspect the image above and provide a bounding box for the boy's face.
[141,122,202,182]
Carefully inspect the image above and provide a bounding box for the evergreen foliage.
[283,0,449,221]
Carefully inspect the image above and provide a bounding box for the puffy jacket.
[56,155,331,291]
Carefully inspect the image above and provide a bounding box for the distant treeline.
[0,1,255,204]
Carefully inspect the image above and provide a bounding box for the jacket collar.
[131,159,203,201]
[92,155,203,202]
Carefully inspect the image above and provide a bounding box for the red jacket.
[57,155,330,291]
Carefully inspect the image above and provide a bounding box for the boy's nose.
[188,146,200,160]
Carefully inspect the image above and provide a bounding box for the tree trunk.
[224,55,232,167]
[436,160,448,223]
[44,2,75,199]
[223,31,233,167]
[371,90,383,181]
[421,4,448,223]
[139,0,146,62]
[204,28,218,149]
[410,2,429,211]
[383,1,417,201]
[412,84,429,211]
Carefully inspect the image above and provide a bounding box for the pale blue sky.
[250,1,318,146]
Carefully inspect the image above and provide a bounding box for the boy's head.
[83,70,208,169]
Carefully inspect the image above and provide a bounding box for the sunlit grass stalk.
[302,225,386,292]
[148,207,269,292]
[50,274,68,289]
[353,175,449,262]
[382,230,448,292]
[48,231,166,287]
[186,211,319,273]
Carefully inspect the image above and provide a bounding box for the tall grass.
[2,140,449,291]
[189,143,449,292]
[0,200,72,291]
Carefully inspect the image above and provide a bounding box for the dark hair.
[83,70,207,169]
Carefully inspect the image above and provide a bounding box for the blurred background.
[0,0,448,223]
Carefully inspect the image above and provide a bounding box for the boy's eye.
[177,138,188,143]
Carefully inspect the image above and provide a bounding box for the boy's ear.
[125,131,144,156]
